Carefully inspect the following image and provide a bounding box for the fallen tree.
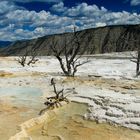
[39,78,70,115]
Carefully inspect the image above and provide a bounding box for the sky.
[0,0,140,41]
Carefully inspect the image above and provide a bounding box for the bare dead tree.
[116,26,140,77]
[17,49,28,67]
[125,16,140,77]
[17,47,39,67]
[130,47,140,76]
[50,27,89,77]
[39,78,70,115]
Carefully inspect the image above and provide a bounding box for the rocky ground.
[0,52,139,139]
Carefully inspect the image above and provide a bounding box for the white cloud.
[96,22,106,27]
[0,2,140,41]
[131,0,140,6]
[51,2,67,12]
[2,0,63,3]
[0,1,21,14]
[65,3,107,17]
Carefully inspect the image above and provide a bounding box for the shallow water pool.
[0,87,44,140]
[0,87,43,108]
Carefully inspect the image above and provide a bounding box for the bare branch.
[17,49,28,67]
[71,58,90,76]
[17,47,39,67]
[130,59,138,63]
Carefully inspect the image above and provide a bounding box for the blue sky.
[16,0,140,13]
[0,0,140,41]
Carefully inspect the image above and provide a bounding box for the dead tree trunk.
[136,49,140,76]
[132,46,140,76]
